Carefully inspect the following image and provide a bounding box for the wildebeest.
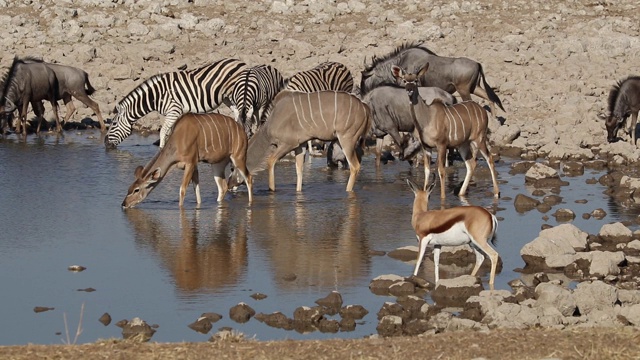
[21,58,106,131]
[228,90,371,192]
[362,83,456,167]
[604,76,640,145]
[361,42,504,117]
[393,63,500,200]
[122,113,252,208]
[0,56,61,136]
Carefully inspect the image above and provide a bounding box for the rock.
[534,283,577,317]
[339,304,369,320]
[33,307,54,313]
[524,163,568,188]
[338,317,356,331]
[561,161,584,176]
[200,312,223,323]
[317,318,340,333]
[250,293,267,300]
[120,317,156,342]
[98,313,111,326]
[188,316,213,334]
[552,208,576,222]
[573,281,618,315]
[388,281,416,296]
[315,291,343,315]
[514,193,541,213]
[254,312,293,330]
[387,246,418,261]
[599,222,633,244]
[589,251,625,277]
[229,303,256,323]
[376,315,403,337]
[293,306,324,324]
[431,275,484,307]
[369,274,404,295]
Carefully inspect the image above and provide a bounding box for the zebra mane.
[116,73,166,108]
[362,42,437,74]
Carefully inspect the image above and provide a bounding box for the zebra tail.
[479,64,504,112]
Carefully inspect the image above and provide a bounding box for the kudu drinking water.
[393,64,500,199]
[361,42,504,117]
[122,113,253,208]
[407,177,500,289]
[0,56,61,136]
[228,90,371,192]
[604,76,640,145]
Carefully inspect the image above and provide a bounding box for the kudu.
[228,90,371,192]
[122,113,253,208]
[362,83,456,172]
[0,56,61,136]
[22,59,106,131]
[361,42,504,117]
[604,76,640,145]
[407,177,500,289]
[393,64,500,200]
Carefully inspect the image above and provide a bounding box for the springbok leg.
[433,244,441,285]
[413,235,428,276]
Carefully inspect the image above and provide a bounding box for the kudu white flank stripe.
[122,113,252,208]
[228,90,370,192]
[407,178,500,290]
[393,63,500,200]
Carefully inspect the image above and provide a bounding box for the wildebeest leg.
[375,137,384,167]
[630,112,639,146]
[338,136,361,192]
[295,145,305,192]
[456,143,475,197]
[179,162,196,207]
[212,162,228,203]
[49,99,62,133]
[74,93,106,131]
[62,95,76,124]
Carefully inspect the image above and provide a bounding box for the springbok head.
[122,166,162,209]
[391,63,430,105]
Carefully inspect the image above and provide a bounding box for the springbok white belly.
[422,221,471,247]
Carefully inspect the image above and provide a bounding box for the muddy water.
[0,130,638,345]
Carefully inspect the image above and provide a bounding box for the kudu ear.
[149,168,162,182]
[134,165,144,179]
[391,65,403,80]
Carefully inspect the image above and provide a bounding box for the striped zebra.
[284,61,354,155]
[105,58,247,148]
[285,61,354,93]
[229,64,285,137]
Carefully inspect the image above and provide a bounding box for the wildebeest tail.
[478,64,504,112]
[84,73,96,96]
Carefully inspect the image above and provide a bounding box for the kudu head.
[122,166,162,209]
[391,63,430,105]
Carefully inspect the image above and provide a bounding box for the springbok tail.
[245,125,272,174]
[85,74,96,96]
[478,64,504,112]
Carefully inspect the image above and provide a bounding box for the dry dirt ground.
[1,0,640,358]
[0,328,639,360]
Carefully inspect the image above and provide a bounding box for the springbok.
[393,64,500,199]
[122,113,252,208]
[407,177,499,289]
[228,90,371,192]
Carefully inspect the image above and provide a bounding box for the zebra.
[229,64,285,137]
[284,61,354,155]
[104,58,247,148]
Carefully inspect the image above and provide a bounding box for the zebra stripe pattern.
[105,58,247,148]
[285,61,354,93]
[229,64,284,137]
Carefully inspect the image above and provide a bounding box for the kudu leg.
[436,146,448,200]
[212,163,228,203]
[422,148,432,191]
[476,142,500,198]
[457,144,476,197]
[338,137,361,192]
[191,166,202,204]
[179,163,196,207]
[294,145,305,192]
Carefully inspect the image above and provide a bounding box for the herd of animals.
[1,42,639,288]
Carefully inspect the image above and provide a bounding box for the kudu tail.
[84,73,96,96]
[478,64,504,112]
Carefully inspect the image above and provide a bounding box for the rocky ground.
[2,0,640,358]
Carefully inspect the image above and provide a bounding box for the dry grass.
[1,328,640,360]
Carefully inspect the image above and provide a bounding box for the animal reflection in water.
[124,207,248,293]
[249,193,371,289]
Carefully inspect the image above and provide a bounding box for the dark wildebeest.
[228,90,370,192]
[393,63,500,200]
[22,58,106,131]
[604,76,640,145]
[0,56,61,136]
[361,42,504,117]
[362,83,456,167]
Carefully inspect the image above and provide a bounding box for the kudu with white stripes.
[105,58,247,148]
[228,90,370,192]
[393,64,500,200]
[407,177,499,289]
[122,113,252,208]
